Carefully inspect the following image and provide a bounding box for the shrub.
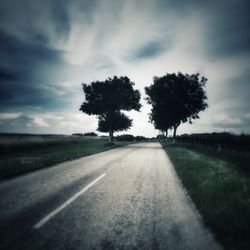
[116,134,134,141]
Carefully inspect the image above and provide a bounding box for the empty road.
[0,142,222,250]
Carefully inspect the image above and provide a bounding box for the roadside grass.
[161,141,250,250]
[0,135,132,180]
[175,141,250,175]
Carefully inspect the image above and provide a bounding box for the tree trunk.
[165,130,168,138]
[173,123,180,142]
[173,126,177,139]
[109,129,113,142]
[108,112,113,142]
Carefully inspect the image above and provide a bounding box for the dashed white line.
[33,173,106,229]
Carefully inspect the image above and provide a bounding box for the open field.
[161,141,250,250]
[0,134,132,180]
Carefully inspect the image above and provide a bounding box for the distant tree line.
[115,134,147,142]
[73,132,98,136]
[72,132,148,142]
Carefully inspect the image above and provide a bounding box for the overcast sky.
[0,0,249,136]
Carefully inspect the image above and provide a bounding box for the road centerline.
[33,173,106,229]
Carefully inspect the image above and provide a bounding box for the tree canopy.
[80,76,141,115]
[80,76,141,141]
[145,72,208,138]
[97,112,132,136]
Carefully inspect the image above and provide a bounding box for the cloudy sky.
[0,0,249,137]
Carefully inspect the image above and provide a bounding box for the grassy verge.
[175,141,250,175]
[161,141,250,250]
[0,135,132,180]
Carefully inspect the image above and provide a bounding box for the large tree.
[145,72,208,138]
[80,76,141,142]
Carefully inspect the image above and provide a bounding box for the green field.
[161,141,250,250]
[0,134,132,179]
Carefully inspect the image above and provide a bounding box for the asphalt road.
[0,142,222,250]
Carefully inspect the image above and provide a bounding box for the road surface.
[0,142,222,250]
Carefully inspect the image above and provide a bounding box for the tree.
[97,112,132,141]
[149,105,175,137]
[83,132,98,136]
[145,72,208,139]
[80,76,141,142]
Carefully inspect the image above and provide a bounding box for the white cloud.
[211,113,242,127]
[33,112,98,135]
[0,113,22,120]
[29,117,50,128]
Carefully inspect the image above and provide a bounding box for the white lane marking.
[33,173,106,229]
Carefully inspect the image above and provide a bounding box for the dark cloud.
[0,28,63,72]
[242,114,250,128]
[157,0,201,12]
[0,0,71,45]
[201,0,250,58]
[0,114,48,133]
[76,0,100,20]
[0,28,76,111]
[0,67,17,81]
[224,69,250,114]
[157,0,250,58]
[0,114,31,133]
[0,80,76,111]
[206,68,250,132]
[50,1,71,42]
[130,41,168,61]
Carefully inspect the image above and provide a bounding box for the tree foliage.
[145,72,208,138]
[80,76,141,141]
[98,112,132,133]
[80,76,141,115]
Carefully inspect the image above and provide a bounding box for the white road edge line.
[33,173,106,229]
